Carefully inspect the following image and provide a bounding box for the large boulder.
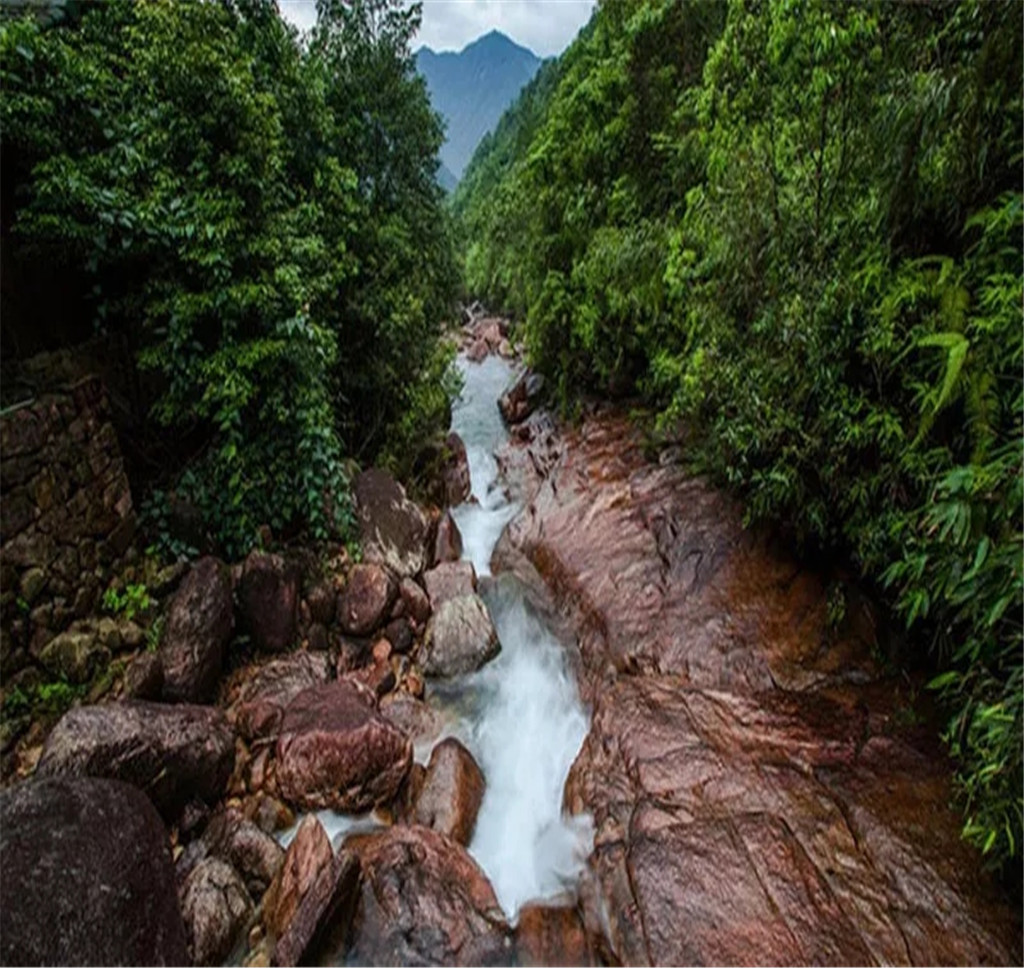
[344,825,509,966]
[433,510,464,564]
[37,701,235,820]
[441,432,472,506]
[423,560,477,609]
[413,737,486,846]
[275,680,412,813]
[498,370,545,426]
[379,692,448,748]
[353,468,430,578]
[0,777,189,966]
[421,594,500,677]
[180,857,254,966]
[160,556,234,703]
[230,650,332,741]
[337,563,396,636]
[237,551,300,653]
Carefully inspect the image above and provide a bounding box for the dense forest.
[2,0,458,559]
[0,0,1020,901]
[455,0,1023,872]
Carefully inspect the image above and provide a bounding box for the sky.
[277,0,596,58]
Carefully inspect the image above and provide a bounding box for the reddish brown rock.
[263,815,333,938]
[433,510,464,564]
[382,616,414,655]
[465,338,489,363]
[160,556,234,703]
[337,563,396,637]
[441,433,471,507]
[180,857,253,966]
[422,594,499,678]
[305,582,337,626]
[202,806,285,898]
[379,692,447,748]
[497,370,544,426]
[272,849,360,968]
[37,701,234,821]
[352,469,430,578]
[413,737,485,846]
[275,680,411,813]
[124,651,164,700]
[514,904,595,967]
[343,657,396,699]
[495,410,1019,967]
[231,651,332,741]
[238,551,300,653]
[399,578,431,626]
[422,560,476,609]
[345,825,509,966]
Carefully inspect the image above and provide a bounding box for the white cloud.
[277,0,595,57]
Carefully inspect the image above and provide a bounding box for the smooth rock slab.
[275,680,412,813]
[414,737,485,846]
[344,825,510,966]
[422,593,499,677]
[264,815,333,939]
[0,777,189,966]
[37,700,235,820]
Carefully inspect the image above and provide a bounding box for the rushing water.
[435,355,593,920]
[279,354,592,923]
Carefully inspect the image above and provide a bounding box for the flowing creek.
[282,353,592,924]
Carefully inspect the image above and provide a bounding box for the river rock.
[180,857,254,966]
[275,680,412,812]
[434,510,464,564]
[441,433,471,506]
[160,556,234,703]
[337,563,396,636]
[37,700,235,820]
[379,692,447,748]
[231,650,332,741]
[353,468,430,578]
[203,806,285,898]
[344,825,509,966]
[465,338,489,363]
[515,903,595,967]
[0,777,189,966]
[414,737,485,846]
[263,815,333,938]
[273,848,360,967]
[421,594,499,677]
[498,370,544,425]
[399,577,431,626]
[124,650,165,700]
[382,616,414,655]
[423,560,477,608]
[305,581,337,626]
[238,551,300,653]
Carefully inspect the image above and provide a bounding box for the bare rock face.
[421,594,499,678]
[344,825,510,966]
[230,651,332,741]
[497,410,1021,967]
[275,680,412,813]
[160,556,234,703]
[263,815,333,939]
[37,700,234,820]
[423,560,477,609]
[413,737,486,846]
[353,469,430,578]
[514,904,595,967]
[337,563,396,636]
[433,510,464,564]
[180,857,253,966]
[0,777,189,967]
[237,551,300,653]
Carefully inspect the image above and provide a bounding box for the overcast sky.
[277,0,596,58]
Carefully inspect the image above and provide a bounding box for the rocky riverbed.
[0,312,1019,967]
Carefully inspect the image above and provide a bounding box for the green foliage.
[2,0,458,558]
[102,583,152,623]
[2,678,86,720]
[457,0,1023,870]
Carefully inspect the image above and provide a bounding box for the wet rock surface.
[497,409,1021,966]
[36,700,234,819]
[160,556,234,703]
[344,824,510,966]
[413,737,485,846]
[422,593,499,677]
[423,560,477,608]
[0,776,188,966]
[275,680,412,812]
[263,814,333,939]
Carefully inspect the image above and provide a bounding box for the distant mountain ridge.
[417,30,541,183]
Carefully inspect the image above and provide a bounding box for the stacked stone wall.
[1,376,135,681]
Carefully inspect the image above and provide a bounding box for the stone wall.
[1,376,135,681]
